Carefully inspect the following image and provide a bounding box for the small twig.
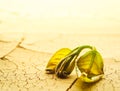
[66,78,78,91]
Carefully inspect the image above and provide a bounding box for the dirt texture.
[0,46,120,91]
[0,33,120,91]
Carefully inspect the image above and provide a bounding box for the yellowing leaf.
[77,49,104,82]
[45,48,71,74]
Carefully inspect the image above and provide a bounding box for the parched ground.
[0,47,120,91]
[0,33,120,91]
[1,1,120,90]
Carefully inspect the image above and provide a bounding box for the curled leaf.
[45,48,71,74]
[55,45,93,78]
[77,49,104,83]
[55,52,76,78]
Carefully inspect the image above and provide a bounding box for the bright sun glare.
[0,0,120,33]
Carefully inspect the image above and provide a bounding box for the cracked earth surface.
[0,47,120,91]
[0,47,74,91]
[0,33,120,91]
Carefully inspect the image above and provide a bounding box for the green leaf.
[77,49,104,83]
[45,48,71,74]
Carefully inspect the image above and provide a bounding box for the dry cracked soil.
[0,33,120,91]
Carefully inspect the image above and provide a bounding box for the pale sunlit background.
[0,0,120,34]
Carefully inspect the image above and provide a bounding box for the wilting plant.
[45,45,104,90]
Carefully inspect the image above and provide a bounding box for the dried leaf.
[45,48,71,74]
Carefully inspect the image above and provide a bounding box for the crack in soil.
[0,45,120,91]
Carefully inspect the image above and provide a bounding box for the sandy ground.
[0,32,120,91]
